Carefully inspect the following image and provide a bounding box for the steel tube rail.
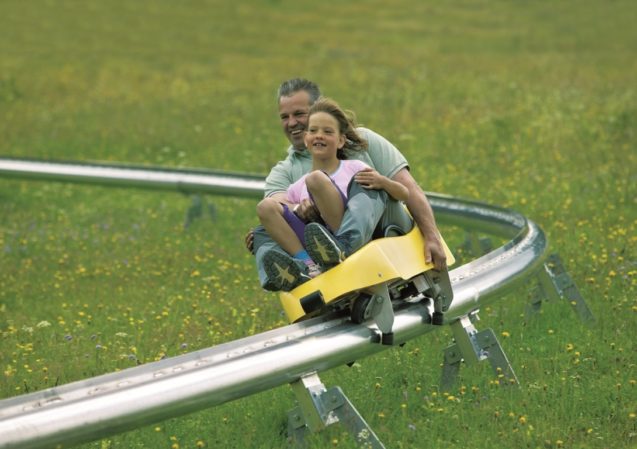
[0,157,549,448]
[0,157,266,198]
[0,157,531,232]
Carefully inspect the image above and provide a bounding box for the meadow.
[0,0,635,448]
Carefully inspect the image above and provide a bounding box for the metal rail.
[0,157,265,197]
[0,157,549,449]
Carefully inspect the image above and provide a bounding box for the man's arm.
[392,168,447,270]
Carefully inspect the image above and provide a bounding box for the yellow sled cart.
[279,226,455,345]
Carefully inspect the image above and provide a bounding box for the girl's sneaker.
[304,222,350,268]
[262,250,310,292]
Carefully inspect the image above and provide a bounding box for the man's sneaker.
[304,223,350,268]
[262,250,310,292]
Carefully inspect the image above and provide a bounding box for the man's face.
[279,90,312,150]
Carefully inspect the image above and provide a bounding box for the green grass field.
[1,0,635,448]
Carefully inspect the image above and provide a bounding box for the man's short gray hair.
[277,78,321,104]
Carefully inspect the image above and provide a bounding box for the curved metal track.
[0,158,548,449]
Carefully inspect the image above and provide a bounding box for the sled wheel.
[350,294,373,324]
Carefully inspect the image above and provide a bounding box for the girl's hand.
[354,168,385,189]
[294,199,320,222]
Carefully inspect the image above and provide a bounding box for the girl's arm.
[354,168,409,201]
[381,176,410,201]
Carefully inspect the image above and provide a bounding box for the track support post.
[526,253,595,325]
[441,313,518,390]
[183,194,216,229]
[456,231,492,262]
[287,372,385,449]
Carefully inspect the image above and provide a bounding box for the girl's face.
[303,111,345,160]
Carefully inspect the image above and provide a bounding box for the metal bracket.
[441,314,518,390]
[367,284,395,345]
[456,231,492,262]
[421,269,453,325]
[527,253,595,325]
[288,372,385,449]
[183,194,216,229]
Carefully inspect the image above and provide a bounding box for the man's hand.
[424,232,447,271]
[294,199,320,222]
[244,228,255,254]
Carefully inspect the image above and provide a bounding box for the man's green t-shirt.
[264,127,408,198]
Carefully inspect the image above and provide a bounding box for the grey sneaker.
[262,250,310,292]
[304,223,350,268]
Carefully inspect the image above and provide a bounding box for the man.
[248,78,446,291]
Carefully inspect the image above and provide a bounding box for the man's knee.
[346,179,367,197]
[253,225,274,253]
[347,180,387,203]
[346,184,388,215]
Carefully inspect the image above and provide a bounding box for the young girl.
[258,97,409,291]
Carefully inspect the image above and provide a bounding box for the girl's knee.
[306,170,332,192]
[256,198,281,219]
